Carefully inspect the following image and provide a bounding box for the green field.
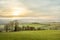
[0,30,60,40]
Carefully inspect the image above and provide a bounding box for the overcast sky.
[0,0,60,22]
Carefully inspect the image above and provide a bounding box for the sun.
[12,9,20,16]
[13,13,19,16]
[12,7,24,16]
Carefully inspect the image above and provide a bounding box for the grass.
[0,30,60,40]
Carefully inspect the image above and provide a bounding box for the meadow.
[0,30,60,40]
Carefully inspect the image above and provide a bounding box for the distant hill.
[0,19,60,24]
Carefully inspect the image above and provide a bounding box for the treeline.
[0,20,60,32]
[4,25,60,32]
[4,25,47,32]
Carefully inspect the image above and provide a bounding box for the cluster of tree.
[0,21,60,32]
[4,25,48,32]
[4,20,19,32]
[20,26,36,31]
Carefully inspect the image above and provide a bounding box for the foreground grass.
[0,30,60,40]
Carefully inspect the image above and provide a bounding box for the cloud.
[0,0,60,22]
[20,0,60,17]
[0,0,31,17]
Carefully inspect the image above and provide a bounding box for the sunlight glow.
[12,7,24,16]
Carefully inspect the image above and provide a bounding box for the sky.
[0,0,60,23]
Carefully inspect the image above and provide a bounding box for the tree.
[4,24,9,32]
[14,20,19,31]
[9,21,15,32]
